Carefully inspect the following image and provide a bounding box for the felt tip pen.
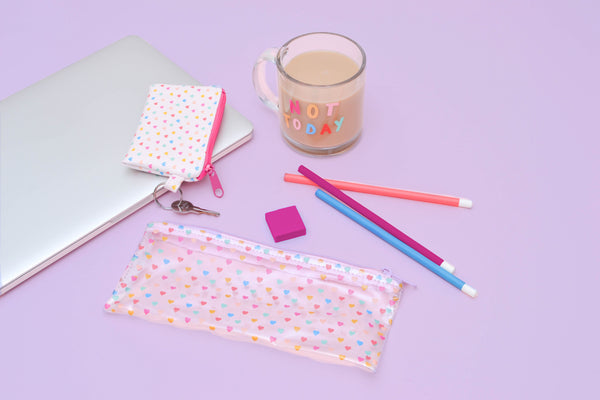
[315,189,477,298]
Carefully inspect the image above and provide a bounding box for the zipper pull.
[205,163,224,198]
[382,268,417,288]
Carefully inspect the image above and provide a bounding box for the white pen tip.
[440,261,456,274]
[459,198,473,208]
[461,284,478,298]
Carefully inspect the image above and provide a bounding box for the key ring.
[152,182,220,217]
[153,183,183,211]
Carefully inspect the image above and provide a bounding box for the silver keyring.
[153,183,184,211]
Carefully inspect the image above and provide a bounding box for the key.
[171,200,220,217]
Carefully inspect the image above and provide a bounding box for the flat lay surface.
[1,1,599,399]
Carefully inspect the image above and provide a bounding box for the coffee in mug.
[253,32,366,155]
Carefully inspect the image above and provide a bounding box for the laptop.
[0,36,253,296]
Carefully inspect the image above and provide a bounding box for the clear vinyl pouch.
[104,222,405,372]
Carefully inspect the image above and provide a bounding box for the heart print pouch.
[104,222,405,372]
[122,84,226,196]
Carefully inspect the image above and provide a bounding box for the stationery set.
[98,33,477,372]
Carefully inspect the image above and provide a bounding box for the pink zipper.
[196,88,227,197]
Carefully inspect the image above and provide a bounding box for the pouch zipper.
[382,268,416,289]
[197,88,227,198]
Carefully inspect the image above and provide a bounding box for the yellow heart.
[185,267,191,272]
[338,338,344,342]
[307,295,313,300]
[240,255,246,261]
[168,318,174,323]
[320,274,327,280]
[200,245,207,251]
[349,304,355,308]
[352,319,358,324]
[209,310,216,314]
[279,264,286,270]
[127,310,134,316]
[145,274,151,279]
[294,326,300,332]
[128,294,135,298]
[361,285,368,291]
[209,326,216,331]
[161,236,168,241]
[339,355,346,360]
[251,318,258,322]
[294,345,301,351]
[146,255,152,259]
[225,278,232,283]
[266,287,272,292]
[251,336,258,341]
[168,300,174,304]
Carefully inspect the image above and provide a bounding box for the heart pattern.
[104,222,404,372]
[122,84,225,192]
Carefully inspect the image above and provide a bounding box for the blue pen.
[315,189,477,298]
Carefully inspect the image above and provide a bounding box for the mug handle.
[252,47,279,111]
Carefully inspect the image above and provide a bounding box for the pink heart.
[144,309,150,315]
[185,317,191,323]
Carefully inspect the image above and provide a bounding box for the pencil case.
[104,222,405,372]
[122,84,227,196]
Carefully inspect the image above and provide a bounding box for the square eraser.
[265,206,306,242]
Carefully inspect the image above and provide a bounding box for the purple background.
[1,1,599,398]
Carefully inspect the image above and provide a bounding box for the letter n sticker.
[290,100,301,115]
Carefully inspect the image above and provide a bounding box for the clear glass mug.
[252,32,366,155]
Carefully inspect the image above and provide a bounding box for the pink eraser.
[265,206,306,242]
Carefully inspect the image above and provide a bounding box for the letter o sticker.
[307,104,319,119]
[293,118,302,130]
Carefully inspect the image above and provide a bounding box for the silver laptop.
[0,36,253,296]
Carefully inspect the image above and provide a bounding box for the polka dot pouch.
[122,84,226,196]
[104,222,406,372]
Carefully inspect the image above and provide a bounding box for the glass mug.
[253,32,366,155]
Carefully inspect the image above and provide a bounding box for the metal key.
[171,200,220,217]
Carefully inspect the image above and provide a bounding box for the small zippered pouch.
[104,222,405,372]
[122,84,226,196]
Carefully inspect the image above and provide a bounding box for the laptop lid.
[0,36,253,295]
